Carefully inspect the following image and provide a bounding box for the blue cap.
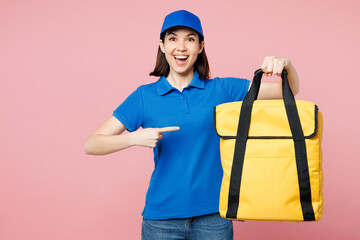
[160,10,204,40]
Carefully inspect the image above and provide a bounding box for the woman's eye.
[169,37,176,41]
[187,38,195,42]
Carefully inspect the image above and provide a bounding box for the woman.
[84,10,299,240]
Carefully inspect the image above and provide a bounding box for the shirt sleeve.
[217,77,250,102]
[112,87,143,132]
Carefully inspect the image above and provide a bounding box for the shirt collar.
[156,71,204,96]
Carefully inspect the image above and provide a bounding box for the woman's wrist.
[126,131,138,147]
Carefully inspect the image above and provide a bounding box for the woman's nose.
[177,40,187,51]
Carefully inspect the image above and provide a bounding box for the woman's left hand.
[261,56,291,77]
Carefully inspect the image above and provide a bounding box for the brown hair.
[149,27,210,80]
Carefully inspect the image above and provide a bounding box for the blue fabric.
[160,10,204,39]
[112,71,250,220]
[141,212,233,240]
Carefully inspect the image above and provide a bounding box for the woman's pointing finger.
[158,126,180,133]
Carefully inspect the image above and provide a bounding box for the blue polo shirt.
[112,71,250,220]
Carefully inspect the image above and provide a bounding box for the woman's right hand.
[130,127,180,148]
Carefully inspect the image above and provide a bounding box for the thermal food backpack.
[214,69,323,222]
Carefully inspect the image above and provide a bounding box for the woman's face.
[159,27,204,77]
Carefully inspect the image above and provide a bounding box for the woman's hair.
[149,27,210,80]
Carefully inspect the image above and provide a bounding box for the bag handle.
[244,68,295,104]
[225,68,316,221]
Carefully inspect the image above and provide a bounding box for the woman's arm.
[254,56,300,100]
[84,116,134,155]
[84,116,179,155]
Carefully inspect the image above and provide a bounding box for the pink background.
[1,0,359,239]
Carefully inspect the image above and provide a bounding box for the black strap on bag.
[225,68,315,221]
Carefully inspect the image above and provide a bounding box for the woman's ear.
[159,40,165,53]
[199,41,205,54]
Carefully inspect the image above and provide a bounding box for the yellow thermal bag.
[214,69,323,222]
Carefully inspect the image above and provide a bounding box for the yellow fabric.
[215,100,324,221]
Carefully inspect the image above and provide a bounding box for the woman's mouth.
[174,55,189,65]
